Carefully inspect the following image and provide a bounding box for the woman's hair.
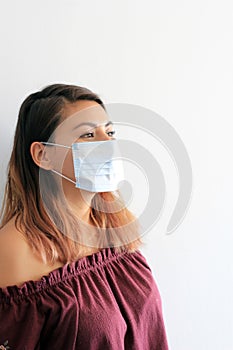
[0,84,143,264]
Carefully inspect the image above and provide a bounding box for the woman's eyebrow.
[72,121,113,130]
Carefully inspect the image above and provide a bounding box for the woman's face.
[51,100,116,189]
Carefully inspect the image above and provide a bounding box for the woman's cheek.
[62,150,75,181]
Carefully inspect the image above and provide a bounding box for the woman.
[0,84,169,349]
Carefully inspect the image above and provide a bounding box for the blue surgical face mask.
[42,139,124,193]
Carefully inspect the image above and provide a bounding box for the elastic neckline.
[0,247,132,303]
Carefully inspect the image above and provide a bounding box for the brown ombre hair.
[0,84,143,264]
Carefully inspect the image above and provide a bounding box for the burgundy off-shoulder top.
[0,247,169,350]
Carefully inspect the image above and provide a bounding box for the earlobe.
[30,142,52,170]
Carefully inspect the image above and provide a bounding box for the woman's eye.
[80,132,94,138]
[107,130,116,137]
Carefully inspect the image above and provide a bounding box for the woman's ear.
[30,142,53,170]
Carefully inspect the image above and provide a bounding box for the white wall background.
[0,1,232,349]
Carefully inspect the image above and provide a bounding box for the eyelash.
[80,130,116,138]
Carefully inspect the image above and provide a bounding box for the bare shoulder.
[0,217,30,256]
[0,217,63,289]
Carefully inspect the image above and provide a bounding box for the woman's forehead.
[61,101,109,130]
[54,101,110,142]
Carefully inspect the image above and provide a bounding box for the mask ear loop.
[40,142,76,185]
[40,141,71,149]
[51,169,76,185]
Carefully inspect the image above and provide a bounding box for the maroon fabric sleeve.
[0,247,169,350]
